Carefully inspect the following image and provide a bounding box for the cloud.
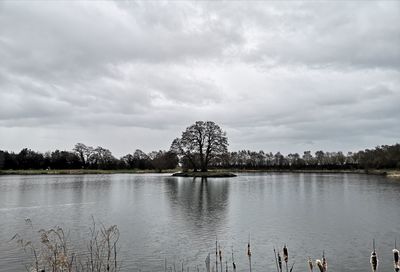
[0,1,399,156]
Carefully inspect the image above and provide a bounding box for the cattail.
[278,252,282,272]
[315,259,324,272]
[394,240,399,272]
[370,239,378,272]
[283,245,289,272]
[322,251,327,271]
[308,257,313,272]
[371,251,378,272]
[395,262,400,272]
[283,245,288,262]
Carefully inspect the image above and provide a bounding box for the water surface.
[0,173,399,271]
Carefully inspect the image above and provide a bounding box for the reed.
[273,247,279,272]
[247,236,252,272]
[12,219,120,272]
[308,257,313,272]
[231,247,236,272]
[321,251,327,272]
[315,259,323,272]
[289,262,295,272]
[205,253,211,272]
[12,224,400,272]
[219,245,223,272]
[278,252,282,272]
[216,238,219,272]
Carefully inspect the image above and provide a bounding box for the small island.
[170,121,236,178]
[172,171,237,178]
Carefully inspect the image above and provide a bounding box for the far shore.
[0,168,399,178]
[0,169,178,175]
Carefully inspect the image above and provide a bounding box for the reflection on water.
[0,173,399,272]
[164,177,230,230]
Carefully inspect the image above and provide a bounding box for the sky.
[0,1,399,157]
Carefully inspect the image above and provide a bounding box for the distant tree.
[49,150,81,169]
[171,121,228,172]
[315,150,325,166]
[120,154,135,169]
[73,143,93,168]
[288,153,301,167]
[0,150,5,169]
[133,149,152,169]
[3,151,18,169]
[151,150,179,172]
[16,148,45,169]
[86,146,118,169]
[303,151,314,166]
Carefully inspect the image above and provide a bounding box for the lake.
[0,173,399,272]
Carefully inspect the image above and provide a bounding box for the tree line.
[0,143,178,171]
[0,143,399,171]
[0,121,399,171]
[209,144,400,170]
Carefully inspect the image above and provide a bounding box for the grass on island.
[172,171,237,177]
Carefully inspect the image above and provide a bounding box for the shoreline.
[0,169,178,175]
[230,169,400,178]
[0,169,399,178]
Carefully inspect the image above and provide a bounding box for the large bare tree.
[171,121,228,172]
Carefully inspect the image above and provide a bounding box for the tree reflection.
[164,177,230,231]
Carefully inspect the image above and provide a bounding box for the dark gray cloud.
[0,1,399,156]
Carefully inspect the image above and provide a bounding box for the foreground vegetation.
[13,219,120,272]
[12,221,400,272]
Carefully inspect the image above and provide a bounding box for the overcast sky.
[0,1,399,157]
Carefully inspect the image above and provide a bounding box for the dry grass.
[12,218,120,272]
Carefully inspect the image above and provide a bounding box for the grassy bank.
[0,169,178,175]
[227,168,400,177]
[385,170,400,178]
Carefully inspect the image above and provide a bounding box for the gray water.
[0,173,399,272]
